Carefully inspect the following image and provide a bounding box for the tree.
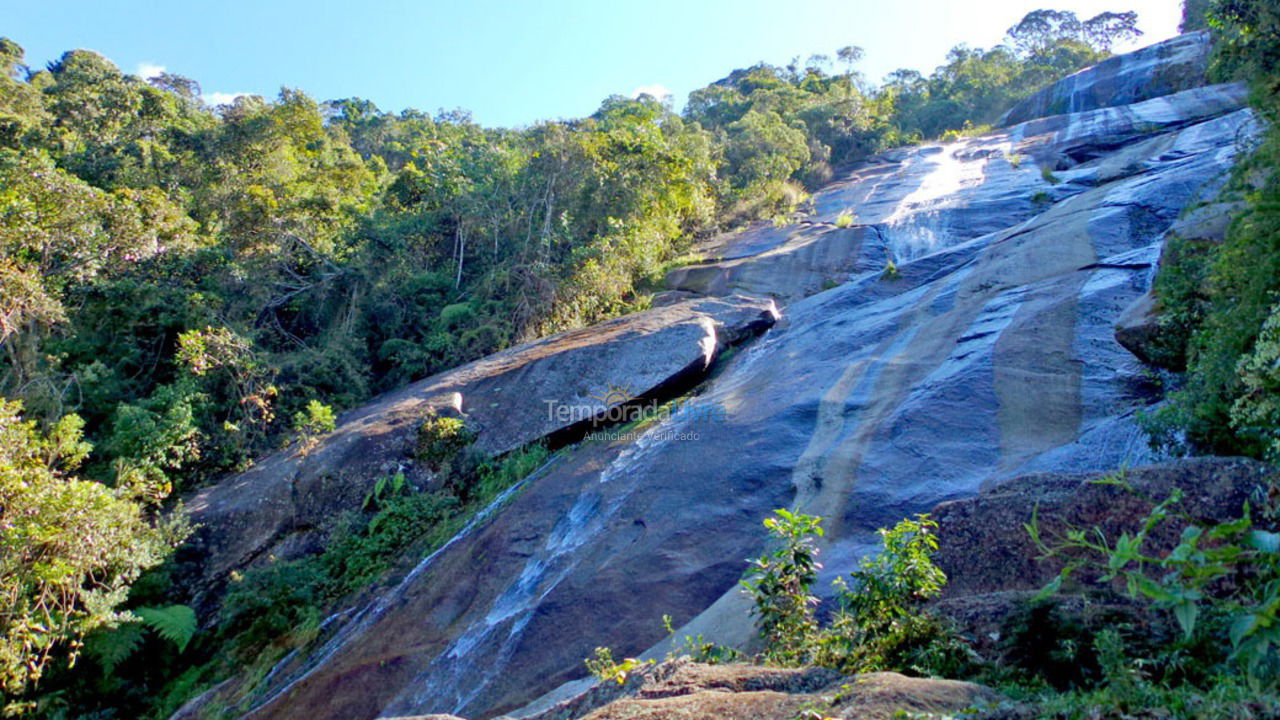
[836,45,865,70]
[0,400,188,708]
[1083,11,1143,53]
[1007,9,1085,57]
[0,150,192,351]
[1182,0,1211,31]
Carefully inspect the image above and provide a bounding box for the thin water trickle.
[247,456,562,713]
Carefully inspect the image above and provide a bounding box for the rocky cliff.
[178,33,1259,720]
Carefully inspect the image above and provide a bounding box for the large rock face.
[664,222,883,301]
[193,34,1259,720]
[182,294,777,608]
[999,31,1212,126]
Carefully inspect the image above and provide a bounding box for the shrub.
[584,646,649,685]
[882,258,901,280]
[742,509,824,665]
[291,399,336,453]
[742,510,971,676]
[815,515,973,676]
[1040,166,1062,184]
[0,401,189,707]
[415,410,476,471]
[834,211,856,227]
[1229,300,1280,460]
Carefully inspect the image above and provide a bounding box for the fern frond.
[85,621,145,674]
[135,605,197,652]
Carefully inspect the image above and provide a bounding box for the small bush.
[742,510,971,676]
[835,211,856,228]
[415,410,476,470]
[1041,167,1062,185]
[742,509,823,665]
[1027,476,1280,690]
[584,646,649,685]
[291,400,336,454]
[815,515,974,677]
[882,259,901,280]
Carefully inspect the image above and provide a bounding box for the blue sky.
[4,0,1182,127]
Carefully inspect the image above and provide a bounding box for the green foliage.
[291,399,336,453]
[217,445,545,677]
[84,603,196,678]
[834,211,856,228]
[0,400,188,707]
[1231,301,1280,460]
[1144,0,1280,459]
[414,412,477,493]
[742,509,824,664]
[584,647,650,685]
[83,621,146,677]
[133,605,197,653]
[1040,166,1062,184]
[660,614,742,665]
[939,121,994,142]
[814,516,973,677]
[473,443,549,500]
[845,515,946,621]
[742,510,970,678]
[882,258,902,280]
[1028,479,1280,689]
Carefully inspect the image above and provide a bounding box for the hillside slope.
[176,32,1256,720]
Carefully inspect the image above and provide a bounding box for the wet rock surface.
[194,34,1263,720]
[1000,31,1211,126]
[664,223,883,301]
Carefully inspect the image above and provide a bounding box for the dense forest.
[7,1,1280,716]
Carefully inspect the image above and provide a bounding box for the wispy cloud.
[202,91,250,106]
[630,83,672,102]
[135,62,166,79]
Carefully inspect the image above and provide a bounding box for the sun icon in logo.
[589,383,635,407]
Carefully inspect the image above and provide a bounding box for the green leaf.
[1231,613,1260,648]
[85,621,145,674]
[134,604,197,652]
[1035,572,1065,601]
[1172,600,1200,639]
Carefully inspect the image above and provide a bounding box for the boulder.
[932,457,1276,598]
[1167,201,1242,246]
[512,661,1002,720]
[181,294,778,609]
[1113,290,1169,367]
[1115,200,1245,369]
